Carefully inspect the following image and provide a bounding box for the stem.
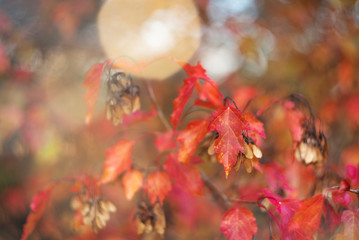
[200,170,232,211]
[223,97,241,111]
[257,203,273,240]
[144,79,172,131]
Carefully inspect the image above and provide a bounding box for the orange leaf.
[208,106,249,176]
[170,62,222,129]
[341,209,359,240]
[244,113,266,143]
[220,208,257,240]
[177,120,209,163]
[122,170,143,200]
[164,154,203,195]
[21,184,55,240]
[286,194,324,239]
[144,171,172,204]
[82,60,110,125]
[100,140,134,184]
[170,77,197,130]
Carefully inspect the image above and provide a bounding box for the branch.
[144,79,172,131]
[200,170,232,211]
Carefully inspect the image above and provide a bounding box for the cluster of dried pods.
[106,71,140,125]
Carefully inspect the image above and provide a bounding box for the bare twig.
[200,170,232,211]
[144,79,172,131]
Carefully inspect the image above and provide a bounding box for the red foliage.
[341,209,359,239]
[122,170,143,200]
[144,171,172,204]
[285,194,324,239]
[100,140,134,184]
[177,120,209,163]
[208,106,249,176]
[21,184,55,240]
[164,154,203,195]
[82,61,110,125]
[220,208,257,240]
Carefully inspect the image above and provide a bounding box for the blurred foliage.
[0,0,358,239]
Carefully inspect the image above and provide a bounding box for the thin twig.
[200,170,232,211]
[144,79,172,131]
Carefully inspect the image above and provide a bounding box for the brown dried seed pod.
[243,158,253,173]
[244,143,254,159]
[251,144,262,158]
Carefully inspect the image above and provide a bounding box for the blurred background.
[0,0,359,239]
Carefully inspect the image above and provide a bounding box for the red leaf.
[122,170,143,200]
[21,184,55,240]
[177,120,209,163]
[263,162,292,193]
[285,194,324,240]
[341,209,359,239]
[220,208,257,240]
[82,61,110,125]
[244,113,266,143]
[170,77,197,130]
[208,106,249,176]
[170,62,222,129]
[122,107,157,127]
[100,140,134,184]
[144,171,172,204]
[195,79,222,109]
[155,131,177,152]
[164,154,203,195]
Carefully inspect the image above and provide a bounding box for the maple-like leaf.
[164,154,203,195]
[170,61,222,129]
[341,209,359,239]
[122,107,157,127]
[83,60,110,125]
[285,194,324,240]
[154,131,177,152]
[100,140,134,184]
[282,101,306,142]
[220,208,257,240]
[144,171,172,204]
[244,113,266,143]
[122,170,143,200]
[21,184,55,240]
[170,77,197,130]
[177,120,209,163]
[208,106,249,176]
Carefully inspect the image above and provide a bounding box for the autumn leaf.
[208,106,249,176]
[170,62,222,129]
[144,171,172,204]
[21,184,55,240]
[195,79,222,109]
[164,154,203,195]
[285,194,324,240]
[122,170,143,200]
[220,208,257,240]
[155,131,177,152]
[122,107,157,127]
[341,209,359,240]
[100,140,134,184]
[177,120,209,163]
[170,77,197,130]
[83,60,110,125]
[244,113,266,143]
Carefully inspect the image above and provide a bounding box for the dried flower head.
[294,121,327,177]
[70,177,116,232]
[135,202,166,236]
[106,71,140,125]
[235,136,262,173]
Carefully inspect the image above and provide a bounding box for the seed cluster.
[106,72,140,125]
